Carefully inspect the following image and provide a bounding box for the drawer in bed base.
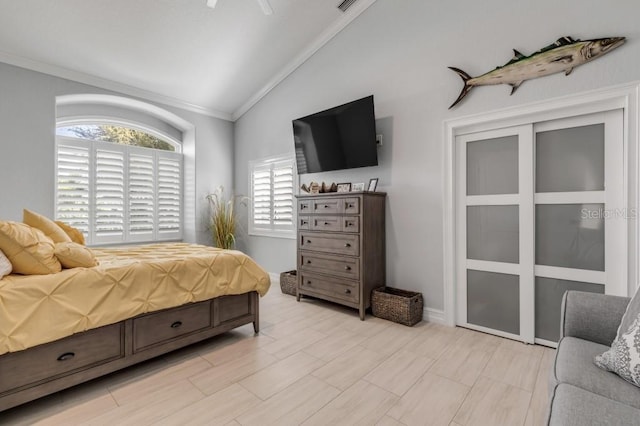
[133,300,211,352]
[0,323,124,395]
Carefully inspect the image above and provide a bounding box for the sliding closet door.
[455,110,625,346]
[456,126,535,343]
[533,110,625,345]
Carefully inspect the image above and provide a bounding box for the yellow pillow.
[54,242,98,269]
[55,221,86,245]
[23,209,71,243]
[0,221,62,275]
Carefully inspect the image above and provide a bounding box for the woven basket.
[371,287,423,326]
[279,270,297,296]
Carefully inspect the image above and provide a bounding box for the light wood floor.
[2,289,555,426]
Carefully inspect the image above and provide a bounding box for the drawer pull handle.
[324,205,329,208]
[307,240,311,244]
[346,222,352,227]
[307,260,312,264]
[324,222,329,225]
[345,266,351,271]
[301,205,307,209]
[171,321,183,329]
[301,221,307,225]
[347,204,353,208]
[345,289,351,294]
[57,352,75,361]
[307,280,312,285]
[344,243,351,248]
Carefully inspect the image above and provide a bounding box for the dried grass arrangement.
[206,186,246,249]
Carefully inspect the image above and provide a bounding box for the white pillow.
[0,249,12,279]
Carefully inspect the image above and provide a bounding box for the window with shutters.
[55,123,182,245]
[249,155,296,238]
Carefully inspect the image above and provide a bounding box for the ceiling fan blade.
[256,0,273,15]
[206,0,218,8]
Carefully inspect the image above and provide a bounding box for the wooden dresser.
[296,191,386,320]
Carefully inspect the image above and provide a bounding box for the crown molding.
[0,50,233,121]
[231,0,379,121]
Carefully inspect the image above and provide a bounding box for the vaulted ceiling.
[0,0,376,120]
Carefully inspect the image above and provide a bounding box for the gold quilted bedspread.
[0,243,270,355]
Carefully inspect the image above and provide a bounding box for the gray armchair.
[547,291,640,426]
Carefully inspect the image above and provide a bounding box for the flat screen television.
[292,95,377,174]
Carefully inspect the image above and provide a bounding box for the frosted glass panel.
[467,136,518,195]
[467,270,520,335]
[467,205,519,264]
[536,124,604,193]
[535,277,604,342]
[536,204,604,271]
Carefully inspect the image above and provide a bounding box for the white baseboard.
[424,307,446,325]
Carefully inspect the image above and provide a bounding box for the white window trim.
[248,154,297,239]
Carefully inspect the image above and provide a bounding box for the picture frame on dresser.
[368,178,378,192]
[351,182,365,192]
[337,183,351,193]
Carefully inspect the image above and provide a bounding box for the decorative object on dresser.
[368,178,378,192]
[351,182,365,192]
[371,287,423,326]
[296,191,386,320]
[279,270,297,296]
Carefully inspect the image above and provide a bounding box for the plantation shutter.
[272,160,294,229]
[94,144,125,244]
[55,140,90,237]
[252,164,272,226]
[157,152,182,240]
[128,149,155,241]
[249,155,296,237]
[55,135,182,245]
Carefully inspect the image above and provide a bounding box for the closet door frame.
[443,83,639,328]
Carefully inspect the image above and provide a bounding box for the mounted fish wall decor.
[448,36,626,109]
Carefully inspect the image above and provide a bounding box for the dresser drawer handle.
[57,352,75,361]
[324,205,329,208]
[344,266,351,271]
[347,204,353,208]
[307,260,312,264]
[346,222,352,227]
[344,243,351,248]
[301,220,308,225]
[345,289,351,294]
[171,321,183,329]
[324,222,329,225]
[307,240,311,244]
[301,205,307,209]
[307,280,312,285]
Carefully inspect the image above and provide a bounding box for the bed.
[0,242,270,411]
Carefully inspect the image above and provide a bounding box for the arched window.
[55,114,184,245]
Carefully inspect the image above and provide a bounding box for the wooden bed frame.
[0,291,259,412]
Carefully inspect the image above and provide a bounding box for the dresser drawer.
[298,216,311,230]
[299,272,359,303]
[299,251,360,280]
[299,232,359,256]
[0,324,123,394]
[311,216,341,232]
[343,198,360,214]
[298,199,312,213]
[342,216,360,232]
[312,199,341,214]
[133,301,211,352]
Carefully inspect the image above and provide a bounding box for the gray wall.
[233,0,640,311]
[0,62,233,245]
